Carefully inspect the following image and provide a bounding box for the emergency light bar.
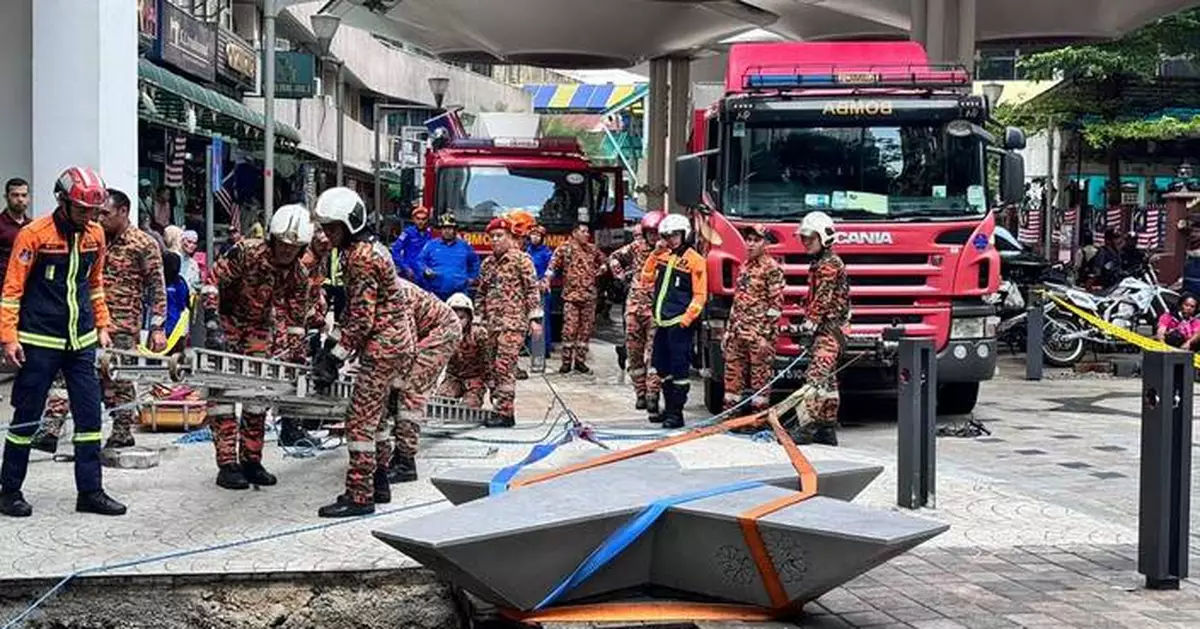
[448,137,581,152]
[742,63,970,90]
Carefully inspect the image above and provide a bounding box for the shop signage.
[216,27,257,89]
[275,51,316,99]
[137,0,158,51]
[155,0,216,82]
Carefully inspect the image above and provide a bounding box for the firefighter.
[274,229,330,446]
[311,187,417,517]
[202,203,314,490]
[475,214,542,428]
[543,222,606,374]
[640,214,706,429]
[438,293,491,409]
[795,211,850,446]
[382,277,462,484]
[0,166,125,517]
[608,211,663,415]
[391,206,432,283]
[722,224,784,418]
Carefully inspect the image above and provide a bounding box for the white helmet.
[314,187,368,235]
[658,213,691,238]
[797,211,836,247]
[446,292,474,314]
[268,204,314,246]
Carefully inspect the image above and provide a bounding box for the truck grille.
[785,274,926,287]
[781,253,929,265]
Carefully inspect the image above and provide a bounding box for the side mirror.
[673,154,704,209]
[1000,152,1025,205]
[1003,126,1026,151]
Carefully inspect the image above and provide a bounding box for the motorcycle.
[995,262,1073,354]
[1039,262,1177,367]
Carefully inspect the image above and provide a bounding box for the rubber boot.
[242,461,278,486]
[278,418,310,447]
[76,490,127,516]
[387,452,418,483]
[318,494,375,518]
[661,384,684,430]
[216,464,250,490]
[103,434,135,450]
[573,362,592,375]
[0,491,32,517]
[374,468,392,504]
[646,393,662,424]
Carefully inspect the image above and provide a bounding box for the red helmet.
[55,166,109,208]
[640,211,665,233]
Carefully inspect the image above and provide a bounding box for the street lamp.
[428,77,450,110]
[312,13,345,186]
[982,82,1005,109]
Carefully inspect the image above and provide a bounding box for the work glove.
[311,349,343,392]
[797,319,817,335]
[204,321,226,351]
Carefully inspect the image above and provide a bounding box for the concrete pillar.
[924,0,947,62]
[910,0,927,48]
[667,57,691,213]
[644,58,670,212]
[30,0,138,214]
[0,0,32,191]
[956,0,977,70]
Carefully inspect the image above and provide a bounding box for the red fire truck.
[674,41,1027,415]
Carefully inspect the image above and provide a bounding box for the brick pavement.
[2,348,1199,628]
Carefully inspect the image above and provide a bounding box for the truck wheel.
[937,382,979,416]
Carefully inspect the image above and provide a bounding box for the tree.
[1002,7,1200,204]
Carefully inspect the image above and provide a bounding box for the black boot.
[318,494,374,518]
[76,490,127,516]
[374,468,392,504]
[812,425,839,447]
[558,362,572,374]
[515,367,529,380]
[573,362,591,375]
[0,491,32,517]
[484,412,515,428]
[103,434,135,450]
[635,395,647,411]
[278,419,310,447]
[216,464,250,490]
[30,433,58,454]
[661,384,684,429]
[387,452,418,483]
[242,461,278,486]
[646,394,662,424]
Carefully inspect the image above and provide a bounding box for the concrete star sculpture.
[373,450,947,614]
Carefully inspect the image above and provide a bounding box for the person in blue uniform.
[390,206,432,284]
[417,215,480,300]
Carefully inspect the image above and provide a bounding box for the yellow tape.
[1043,292,1200,369]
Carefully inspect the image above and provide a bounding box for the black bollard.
[1139,350,1194,590]
[897,337,937,509]
[1025,290,1044,381]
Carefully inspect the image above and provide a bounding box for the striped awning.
[525,83,647,113]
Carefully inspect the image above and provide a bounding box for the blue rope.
[0,497,447,629]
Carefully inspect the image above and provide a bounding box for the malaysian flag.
[165,134,187,188]
[215,186,240,232]
[1092,207,1125,246]
[1018,205,1041,245]
[1135,204,1164,250]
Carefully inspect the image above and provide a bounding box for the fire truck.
[674,41,1027,415]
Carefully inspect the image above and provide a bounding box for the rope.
[0,497,447,629]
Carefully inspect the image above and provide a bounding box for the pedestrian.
[437,293,491,409]
[475,214,543,428]
[159,251,191,354]
[201,204,314,490]
[416,215,480,300]
[311,187,417,517]
[640,214,706,429]
[608,212,663,416]
[0,178,31,284]
[94,188,169,448]
[722,224,784,419]
[1157,293,1200,350]
[543,223,606,374]
[0,166,125,517]
[180,229,203,289]
[390,206,432,283]
[382,278,462,484]
[794,211,850,446]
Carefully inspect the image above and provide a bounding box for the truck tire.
[704,340,725,415]
[937,382,979,416]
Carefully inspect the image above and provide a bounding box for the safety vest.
[324,247,344,287]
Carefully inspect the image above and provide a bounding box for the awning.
[138,59,301,144]
[524,83,646,114]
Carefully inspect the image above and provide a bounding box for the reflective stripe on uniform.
[347,439,375,453]
[66,233,82,349]
[6,433,32,446]
[17,329,96,350]
[73,431,103,444]
[652,256,686,327]
[0,298,18,310]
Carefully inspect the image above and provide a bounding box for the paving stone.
[838,610,899,627]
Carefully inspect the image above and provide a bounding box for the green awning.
[138,58,301,144]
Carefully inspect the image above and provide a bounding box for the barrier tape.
[1043,293,1200,369]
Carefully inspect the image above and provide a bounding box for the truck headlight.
[950,317,986,339]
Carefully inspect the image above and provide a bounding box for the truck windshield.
[724,124,986,221]
[436,166,592,229]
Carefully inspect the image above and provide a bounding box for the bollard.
[1025,290,1044,381]
[897,337,937,509]
[1138,350,1194,590]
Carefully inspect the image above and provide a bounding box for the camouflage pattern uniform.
[476,249,541,421]
[381,279,461,457]
[102,226,168,442]
[545,239,605,367]
[437,322,492,408]
[722,253,784,412]
[333,239,417,504]
[608,239,657,401]
[203,239,310,468]
[272,247,328,363]
[803,249,851,424]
